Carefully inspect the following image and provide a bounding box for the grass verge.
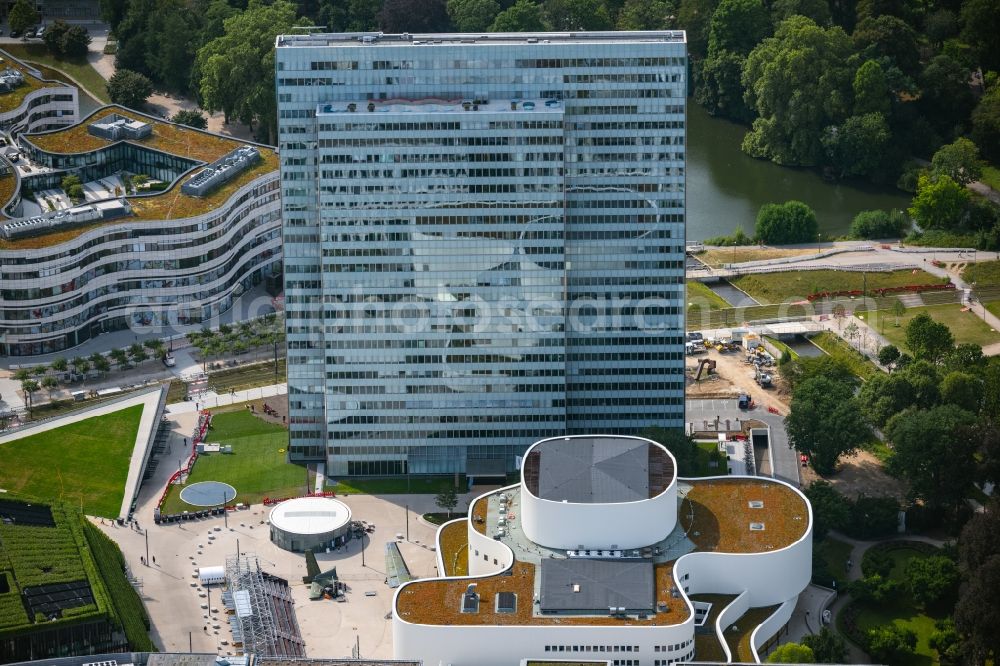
[423,511,467,525]
[0,405,142,517]
[879,303,1000,351]
[1,44,111,103]
[438,520,468,576]
[334,476,466,495]
[810,331,880,381]
[207,359,286,394]
[730,269,946,305]
[159,410,306,513]
[962,259,1000,287]
[813,537,854,589]
[698,247,818,267]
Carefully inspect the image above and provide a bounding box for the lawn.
[159,410,307,513]
[698,247,817,267]
[1,44,111,103]
[988,301,1000,320]
[687,440,726,477]
[0,405,142,517]
[810,331,881,381]
[980,164,1000,192]
[687,280,731,330]
[207,359,287,393]
[879,303,1000,351]
[334,476,465,495]
[731,269,947,304]
[962,259,1000,287]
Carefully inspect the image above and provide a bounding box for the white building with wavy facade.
[0,51,78,135]
[393,434,812,666]
[0,105,281,357]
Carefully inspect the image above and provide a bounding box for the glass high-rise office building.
[276,32,687,475]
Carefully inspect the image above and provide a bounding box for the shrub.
[850,209,909,239]
[844,495,899,539]
[755,200,819,244]
[865,625,917,663]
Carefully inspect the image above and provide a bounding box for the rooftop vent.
[88,114,152,141]
[0,67,24,93]
[0,199,132,241]
[181,146,260,197]
[748,500,764,509]
[460,583,479,613]
[749,522,765,531]
[496,592,516,613]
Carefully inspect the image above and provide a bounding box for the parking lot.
[97,410,495,659]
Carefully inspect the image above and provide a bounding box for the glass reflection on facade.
[277,32,688,475]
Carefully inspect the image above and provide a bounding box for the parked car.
[10,28,22,38]
[35,26,45,38]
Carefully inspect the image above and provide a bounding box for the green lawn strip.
[2,44,111,103]
[764,336,799,360]
[727,604,781,662]
[813,537,854,589]
[165,380,187,404]
[962,259,1000,287]
[82,522,155,650]
[905,230,979,248]
[980,164,1000,192]
[422,511,467,525]
[0,405,142,517]
[206,359,287,394]
[334,475,466,495]
[810,331,880,381]
[730,269,947,305]
[685,441,727,477]
[988,301,1000,320]
[879,303,1000,352]
[687,280,731,309]
[160,410,306,513]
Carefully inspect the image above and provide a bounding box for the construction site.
[685,330,793,409]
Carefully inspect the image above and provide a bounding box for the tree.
[677,0,719,56]
[697,51,754,121]
[171,109,208,129]
[447,0,501,31]
[779,354,857,390]
[489,0,550,31]
[145,3,200,92]
[379,0,450,32]
[742,16,854,166]
[40,375,59,396]
[803,481,850,539]
[197,0,307,142]
[850,572,901,602]
[939,371,981,410]
[931,138,985,186]
[954,555,1000,664]
[706,0,769,56]
[905,555,959,608]
[877,343,900,367]
[886,405,977,512]
[866,625,917,663]
[919,55,975,134]
[755,201,819,244]
[852,15,919,76]
[435,486,458,517]
[787,376,871,475]
[822,112,891,178]
[859,372,915,426]
[852,59,891,116]
[62,25,92,58]
[128,342,149,364]
[20,378,39,415]
[640,426,706,477]
[545,0,613,30]
[50,357,69,373]
[770,0,830,26]
[767,643,815,663]
[803,627,847,663]
[92,355,111,376]
[904,311,954,362]
[107,69,153,110]
[144,338,165,358]
[960,0,1000,73]
[972,88,1000,163]
[909,174,969,231]
[891,297,906,326]
[9,0,40,37]
[110,348,130,370]
[616,0,674,30]
[42,19,71,54]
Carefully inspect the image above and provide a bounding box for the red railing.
[262,490,337,506]
[156,410,212,511]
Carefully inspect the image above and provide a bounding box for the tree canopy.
[106,69,153,110]
[787,375,871,475]
[755,200,819,244]
[904,311,955,362]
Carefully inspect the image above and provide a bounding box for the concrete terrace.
[403,477,808,627]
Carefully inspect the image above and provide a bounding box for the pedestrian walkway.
[165,382,287,413]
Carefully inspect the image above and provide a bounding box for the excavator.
[693,358,717,381]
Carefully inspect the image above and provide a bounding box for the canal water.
[686,104,911,241]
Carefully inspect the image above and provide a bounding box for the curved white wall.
[751,598,796,663]
[714,591,750,663]
[521,482,677,550]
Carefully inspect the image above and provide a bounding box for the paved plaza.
[97,409,494,659]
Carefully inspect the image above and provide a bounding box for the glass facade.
[276,32,687,474]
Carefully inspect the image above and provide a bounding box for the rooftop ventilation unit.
[0,67,25,93]
[749,522,765,531]
[181,146,260,197]
[87,114,152,141]
[496,592,516,613]
[460,583,479,613]
[0,199,132,240]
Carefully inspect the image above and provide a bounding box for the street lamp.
[817,233,821,254]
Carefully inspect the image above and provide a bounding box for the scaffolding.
[224,554,305,658]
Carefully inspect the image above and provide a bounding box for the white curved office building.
[0,50,78,134]
[393,435,813,666]
[0,106,281,356]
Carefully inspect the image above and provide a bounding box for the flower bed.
[806,283,954,301]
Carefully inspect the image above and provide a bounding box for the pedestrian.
[152,556,156,565]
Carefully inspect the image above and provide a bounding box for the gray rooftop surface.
[539,558,654,613]
[277,30,686,48]
[537,436,649,503]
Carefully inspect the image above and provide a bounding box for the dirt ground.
[221,395,289,427]
[687,347,908,499]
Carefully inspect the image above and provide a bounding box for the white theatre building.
[392,435,813,666]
